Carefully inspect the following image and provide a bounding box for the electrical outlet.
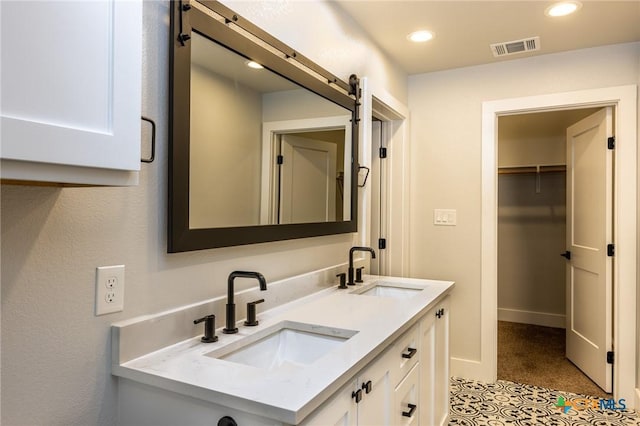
[95,265,125,315]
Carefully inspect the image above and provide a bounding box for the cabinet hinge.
[378,238,386,250]
[379,147,387,159]
[607,351,614,364]
[277,155,284,165]
[607,244,615,257]
[608,136,615,150]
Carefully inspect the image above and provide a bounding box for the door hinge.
[379,147,387,159]
[607,244,615,257]
[277,155,284,165]
[608,136,615,150]
[378,238,386,250]
[607,351,614,364]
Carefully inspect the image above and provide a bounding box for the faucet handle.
[244,299,264,326]
[355,267,365,283]
[336,272,347,289]
[193,314,218,343]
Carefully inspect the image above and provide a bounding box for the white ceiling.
[333,1,640,75]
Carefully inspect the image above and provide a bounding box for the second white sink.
[353,281,424,299]
[206,321,358,370]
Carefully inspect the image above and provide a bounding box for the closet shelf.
[498,164,566,175]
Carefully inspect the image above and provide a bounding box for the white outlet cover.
[95,265,125,315]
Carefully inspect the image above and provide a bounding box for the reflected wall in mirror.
[169,0,359,252]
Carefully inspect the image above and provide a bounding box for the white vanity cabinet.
[303,298,450,426]
[301,346,396,426]
[0,0,142,186]
[420,296,450,426]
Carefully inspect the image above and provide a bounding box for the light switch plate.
[434,209,457,226]
[95,265,125,315]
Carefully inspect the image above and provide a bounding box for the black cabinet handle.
[362,380,372,394]
[402,403,417,418]
[401,347,417,359]
[352,389,362,403]
[561,250,571,260]
[140,116,156,163]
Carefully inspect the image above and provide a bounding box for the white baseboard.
[498,308,565,329]
[451,357,493,383]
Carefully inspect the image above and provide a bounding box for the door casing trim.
[480,85,637,405]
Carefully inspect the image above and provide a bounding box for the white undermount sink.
[205,321,358,370]
[353,281,423,299]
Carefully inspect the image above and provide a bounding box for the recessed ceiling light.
[545,1,582,17]
[407,30,434,43]
[246,60,264,69]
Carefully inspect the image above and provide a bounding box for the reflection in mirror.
[169,0,359,252]
[189,32,352,229]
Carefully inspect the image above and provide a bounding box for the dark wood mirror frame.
[168,0,360,252]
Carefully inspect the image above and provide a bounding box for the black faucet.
[348,246,376,285]
[223,271,267,334]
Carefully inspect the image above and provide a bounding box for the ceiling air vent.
[490,37,540,57]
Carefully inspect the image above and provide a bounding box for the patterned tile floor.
[449,377,640,425]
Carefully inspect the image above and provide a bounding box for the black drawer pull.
[401,347,417,359]
[352,389,362,403]
[402,403,417,418]
[362,380,372,394]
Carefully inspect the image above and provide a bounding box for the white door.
[279,134,337,224]
[565,107,613,392]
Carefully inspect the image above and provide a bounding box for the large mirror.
[169,0,360,252]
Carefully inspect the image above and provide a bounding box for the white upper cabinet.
[1,0,142,186]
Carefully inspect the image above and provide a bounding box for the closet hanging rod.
[497,164,566,175]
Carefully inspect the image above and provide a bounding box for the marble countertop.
[112,275,454,424]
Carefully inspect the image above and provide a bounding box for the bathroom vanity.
[112,270,453,425]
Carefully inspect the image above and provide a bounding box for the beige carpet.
[497,321,611,399]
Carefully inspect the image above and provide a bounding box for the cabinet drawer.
[390,323,420,386]
[393,363,419,425]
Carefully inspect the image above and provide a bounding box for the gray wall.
[0,1,407,425]
[408,42,639,366]
[497,172,566,324]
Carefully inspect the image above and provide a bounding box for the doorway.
[363,90,411,277]
[496,108,611,397]
[480,85,637,405]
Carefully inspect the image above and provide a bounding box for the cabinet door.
[419,307,437,426]
[393,363,419,425]
[420,296,450,426]
[300,379,357,426]
[356,347,394,426]
[0,0,142,186]
[433,298,450,426]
